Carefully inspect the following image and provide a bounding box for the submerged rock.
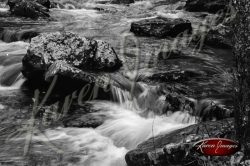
[62,104,106,128]
[125,118,236,166]
[184,0,229,13]
[130,17,192,38]
[7,0,50,18]
[204,24,232,49]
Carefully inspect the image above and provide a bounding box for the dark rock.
[158,50,185,60]
[142,70,203,83]
[63,113,105,128]
[22,32,122,97]
[125,118,236,166]
[95,0,134,4]
[111,0,134,4]
[36,0,50,8]
[62,105,106,128]
[22,32,122,79]
[184,0,229,13]
[7,0,50,18]
[130,17,192,38]
[204,24,232,49]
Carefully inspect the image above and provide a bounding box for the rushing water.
[0,0,234,165]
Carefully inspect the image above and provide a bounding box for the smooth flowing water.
[0,0,233,165]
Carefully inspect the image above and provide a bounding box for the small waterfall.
[0,41,28,90]
[0,63,25,90]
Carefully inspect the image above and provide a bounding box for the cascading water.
[32,81,196,166]
[0,41,27,90]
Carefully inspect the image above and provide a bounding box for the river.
[0,0,233,165]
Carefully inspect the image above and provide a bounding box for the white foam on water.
[34,127,128,166]
[0,8,8,12]
[92,101,195,149]
[33,99,195,166]
[157,10,185,19]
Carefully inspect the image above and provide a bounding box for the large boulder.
[7,0,50,18]
[22,31,122,93]
[184,0,229,13]
[22,32,122,77]
[125,118,240,166]
[130,17,192,38]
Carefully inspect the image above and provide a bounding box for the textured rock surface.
[184,0,229,13]
[22,31,122,80]
[130,17,192,38]
[125,118,236,166]
[7,0,50,18]
[22,31,122,97]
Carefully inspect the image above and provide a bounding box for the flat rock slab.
[125,118,236,166]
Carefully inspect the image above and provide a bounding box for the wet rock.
[204,24,232,49]
[111,0,134,4]
[22,32,122,79]
[36,0,50,8]
[7,0,50,18]
[125,118,236,166]
[130,17,192,38]
[62,105,106,128]
[22,32,122,96]
[158,50,185,60]
[141,70,203,83]
[63,113,105,128]
[95,0,134,4]
[184,0,229,13]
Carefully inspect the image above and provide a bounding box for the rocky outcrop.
[125,118,237,166]
[184,0,229,13]
[22,32,122,93]
[7,0,50,18]
[130,17,192,38]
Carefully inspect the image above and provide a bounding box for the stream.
[0,0,233,165]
